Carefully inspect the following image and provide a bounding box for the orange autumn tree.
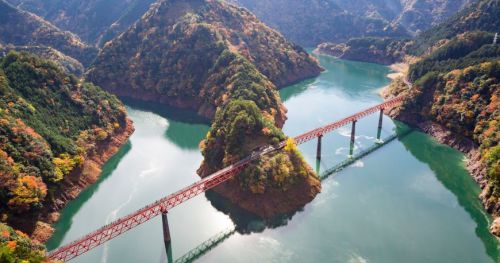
[8,176,47,212]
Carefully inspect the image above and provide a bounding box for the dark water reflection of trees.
[395,123,500,261]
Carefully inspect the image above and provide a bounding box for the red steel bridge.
[47,96,404,261]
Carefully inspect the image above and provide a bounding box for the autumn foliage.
[0,52,128,217]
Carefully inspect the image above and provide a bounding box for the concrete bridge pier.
[162,212,173,263]
[376,109,384,144]
[315,159,321,175]
[349,120,357,158]
[316,135,323,161]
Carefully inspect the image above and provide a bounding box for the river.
[46,54,499,263]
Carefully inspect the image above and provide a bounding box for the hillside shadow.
[121,97,210,125]
[122,97,210,150]
[279,77,316,102]
[395,123,500,260]
[204,190,302,234]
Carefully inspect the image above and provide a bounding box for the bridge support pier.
[162,212,173,263]
[376,109,384,144]
[316,135,323,161]
[349,120,357,158]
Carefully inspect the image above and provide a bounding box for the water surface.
[47,55,499,263]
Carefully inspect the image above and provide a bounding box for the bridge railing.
[47,96,404,261]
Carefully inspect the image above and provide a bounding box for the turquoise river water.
[47,54,499,263]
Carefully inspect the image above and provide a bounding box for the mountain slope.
[7,0,156,46]
[87,0,322,117]
[88,0,322,218]
[394,0,475,34]
[382,0,500,235]
[230,0,409,46]
[411,0,499,55]
[0,52,133,241]
[0,0,97,67]
[229,0,475,46]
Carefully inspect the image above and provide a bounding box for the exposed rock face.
[206,166,321,218]
[491,217,500,237]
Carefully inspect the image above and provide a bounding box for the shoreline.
[380,72,500,238]
[27,118,135,244]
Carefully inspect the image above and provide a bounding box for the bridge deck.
[47,97,404,261]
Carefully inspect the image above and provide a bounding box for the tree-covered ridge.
[404,62,499,213]
[409,31,499,81]
[316,37,411,65]
[0,0,98,67]
[89,0,321,216]
[0,223,45,263]
[388,33,500,217]
[6,0,157,46]
[229,0,410,47]
[0,45,84,76]
[0,52,128,216]
[87,0,321,118]
[410,0,500,56]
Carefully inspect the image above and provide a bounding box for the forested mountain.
[229,0,409,46]
[87,0,323,116]
[382,0,500,236]
[0,45,85,76]
[316,0,498,64]
[0,0,97,72]
[229,0,475,46]
[0,52,133,244]
[410,0,499,55]
[88,0,322,217]
[5,0,156,46]
[316,37,411,64]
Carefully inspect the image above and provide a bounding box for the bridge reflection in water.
[164,126,414,263]
[47,97,404,262]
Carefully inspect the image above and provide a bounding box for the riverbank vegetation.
[0,52,130,240]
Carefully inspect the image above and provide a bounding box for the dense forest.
[383,2,500,231]
[315,37,411,65]
[315,0,499,65]
[0,223,45,262]
[0,0,97,71]
[410,0,500,56]
[88,0,322,217]
[230,0,474,46]
[0,52,132,248]
[5,0,157,46]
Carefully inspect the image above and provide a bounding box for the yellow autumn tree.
[8,176,47,211]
